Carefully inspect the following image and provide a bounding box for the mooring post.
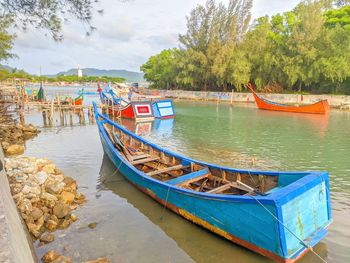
[69,110,73,126]
[230,89,234,106]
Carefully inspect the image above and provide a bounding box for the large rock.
[60,191,75,204]
[5,145,24,156]
[26,222,41,238]
[42,250,60,263]
[40,232,55,243]
[63,177,77,192]
[46,220,58,231]
[36,171,48,185]
[42,164,56,174]
[74,192,86,204]
[41,192,58,202]
[31,207,43,221]
[22,124,38,133]
[18,198,32,214]
[45,181,65,194]
[53,202,70,219]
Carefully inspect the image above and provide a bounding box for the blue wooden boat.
[152,100,175,119]
[93,102,331,262]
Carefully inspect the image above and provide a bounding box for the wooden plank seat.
[131,153,151,161]
[131,156,160,165]
[166,168,209,185]
[147,164,184,177]
[206,181,255,194]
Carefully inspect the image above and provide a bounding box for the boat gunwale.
[93,102,329,206]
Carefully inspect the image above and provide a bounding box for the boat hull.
[73,98,83,105]
[248,85,330,114]
[94,103,331,262]
[108,101,154,121]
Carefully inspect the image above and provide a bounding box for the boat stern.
[274,171,332,261]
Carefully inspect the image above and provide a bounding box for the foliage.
[0,17,15,61]
[141,0,350,94]
[0,0,99,41]
[140,49,178,89]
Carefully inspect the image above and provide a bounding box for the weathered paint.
[281,181,330,257]
[152,100,175,119]
[166,168,209,185]
[93,102,332,263]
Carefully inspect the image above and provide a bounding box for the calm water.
[23,87,350,262]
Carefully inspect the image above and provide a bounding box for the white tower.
[77,65,83,78]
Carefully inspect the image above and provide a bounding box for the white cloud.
[7,0,302,74]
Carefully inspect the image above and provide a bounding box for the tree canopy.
[0,0,98,40]
[141,0,350,94]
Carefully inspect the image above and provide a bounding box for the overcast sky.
[5,0,300,75]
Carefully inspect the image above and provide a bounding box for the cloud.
[13,30,54,50]
[143,34,178,49]
[7,0,302,74]
[98,22,135,42]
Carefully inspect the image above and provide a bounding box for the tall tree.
[0,17,15,61]
[0,0,98,40]
[140,49,178,89]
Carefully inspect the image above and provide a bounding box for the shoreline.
[158,89,350,110]
[0,145,37,263]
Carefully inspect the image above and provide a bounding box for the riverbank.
[0,86,111,262]
[157,89,350,109]
[0,146,37,263]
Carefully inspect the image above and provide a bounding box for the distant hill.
[50,68,144,82]
[0,64,15,71]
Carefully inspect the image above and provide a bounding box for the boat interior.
[102,122,281,196]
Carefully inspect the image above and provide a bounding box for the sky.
[5,0,300,75]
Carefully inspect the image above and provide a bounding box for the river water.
[23,86,349,262]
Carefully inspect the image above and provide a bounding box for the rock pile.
[41,250,110,263]
[0,123,40,155]
[5,156,85,244]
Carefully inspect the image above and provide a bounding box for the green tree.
[0,0,99,40]
[0,17,15,61]
[140,49,178,89]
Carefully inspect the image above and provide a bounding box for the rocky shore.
[5,156,111,263]
[5,156,91,262]
[0,123,40,156]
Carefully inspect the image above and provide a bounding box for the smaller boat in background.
[99,83,175,121]
[248,83,330,114]
[73,94,83,106]
[152,100,175,119]
[100,88,154,121]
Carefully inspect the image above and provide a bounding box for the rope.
[101,159,124,184]
[160,186,171,221]
[249,195,327,263]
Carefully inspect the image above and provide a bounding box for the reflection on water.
[23,95,350,263]
[99,155,269,263]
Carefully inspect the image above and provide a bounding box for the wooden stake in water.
[230,89,234,106]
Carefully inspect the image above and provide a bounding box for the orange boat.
[248,83,330,114]
[73,94,83,106]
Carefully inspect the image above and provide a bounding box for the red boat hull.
[108,101,154,120]
[73,98,83,106]
[248,84,330,114]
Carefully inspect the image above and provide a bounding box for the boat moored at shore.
[93,102,331,263]
[248,83,330,114]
